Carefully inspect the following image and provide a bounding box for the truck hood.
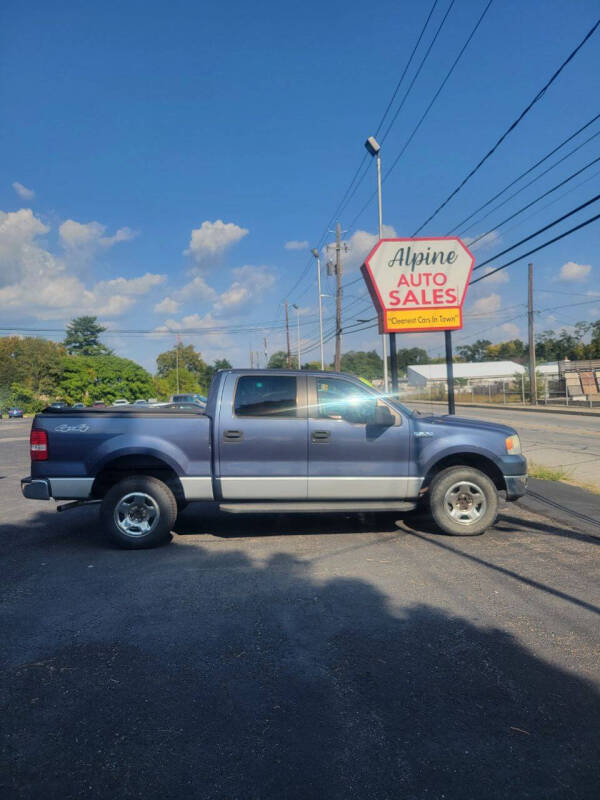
[414,413,516,437]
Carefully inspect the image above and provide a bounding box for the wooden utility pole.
[334,222,343,372]
[528,263,537,404]
[284,302,291,368]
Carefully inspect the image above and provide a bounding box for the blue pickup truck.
[22,369,527,548]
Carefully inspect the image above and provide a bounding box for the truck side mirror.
[373,405,394,426]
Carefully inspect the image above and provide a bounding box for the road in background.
[411,402,600,489]
[1,427,599,799]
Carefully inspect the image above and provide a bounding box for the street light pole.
[311,248,325,370]
[365,136,390,395]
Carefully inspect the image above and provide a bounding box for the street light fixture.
[364,135,389,393]
[311,248,325,370]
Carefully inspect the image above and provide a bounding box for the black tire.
[100,475,177,549]
[428,466,498,536]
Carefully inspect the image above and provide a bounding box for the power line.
[472,192,600,273]
[459,127,600,238]
[348,0,495,233]
[445,111,600,234]
[379,0,454,145]
[470,209,600,285]
[412,15,600,234]
[279,0,450,305]
[465,151,600,248]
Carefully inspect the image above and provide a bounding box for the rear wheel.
[100,475,177,549]
[429,466,498,536]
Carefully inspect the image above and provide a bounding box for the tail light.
[30,429,48,461]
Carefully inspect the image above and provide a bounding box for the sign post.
[361,237,475,414]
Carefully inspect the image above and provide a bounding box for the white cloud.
[471,293,501,314]
[463,230,501,252]
[97,273,166,295]
[154,297,180,314]
[12,182,35,200]
[285,240,309,251]
[59,220,137,261]
[338,225,398,271]
[0,208,158,320]
[173,275,217,302]
[481,266,509,284]
[558,261,591,282]
[0,208,50,285]
[500,322,520,338]
[185,220,248,265]
[213,265,276,313]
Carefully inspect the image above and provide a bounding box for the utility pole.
[250,348,254,368]
[284,301,291,368]
[334,222,343,372]
[528,263,537,404]
[263,337,268,366]
[175,334,181,394]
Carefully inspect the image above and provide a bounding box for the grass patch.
[528,462,571,482]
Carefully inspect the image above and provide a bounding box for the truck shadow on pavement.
[2,509,600,799]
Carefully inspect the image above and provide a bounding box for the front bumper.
[504,473,528,500]
[21,477,51,500]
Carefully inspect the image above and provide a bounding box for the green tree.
[64,316,112,356]
[58,355,153,404]
[340,350,383,381]
[156,343,214,390]
[456,339,492,362]
[268,351,296,369]
[485,339,526,361]
[301,360,325,371]
[0,336,65,400]
[152,368,202,401]
[395,347,429,375]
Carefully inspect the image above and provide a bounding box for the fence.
[399,375,600,408]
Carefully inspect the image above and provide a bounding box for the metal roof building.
[407,361,525,387]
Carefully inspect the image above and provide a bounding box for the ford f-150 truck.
[22,369,527,548]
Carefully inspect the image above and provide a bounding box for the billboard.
[361,237,475,334]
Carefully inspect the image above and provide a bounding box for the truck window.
[316,378,376,424]
[234,376,298,418]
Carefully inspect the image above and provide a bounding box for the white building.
[407,360,525,388]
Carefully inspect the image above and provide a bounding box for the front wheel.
[428,466,498,536]
[100,475,177,549]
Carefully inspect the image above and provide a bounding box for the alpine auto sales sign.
[361,237,475,333]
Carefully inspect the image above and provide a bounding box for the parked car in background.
[133,399,148,405]
[49,401,69,410]
[8,407,24,418]
[92,401,106,408]
[170,393,207,407]
[160,402,205,412]
[112,399,129,406]
[72,403,85,409]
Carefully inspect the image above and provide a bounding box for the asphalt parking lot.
[1,419,599,799]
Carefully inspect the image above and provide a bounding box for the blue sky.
[1,0,599,370]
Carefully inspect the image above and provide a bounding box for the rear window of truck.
[234,376,297,417]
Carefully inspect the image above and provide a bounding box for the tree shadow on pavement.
[1,510,599,800]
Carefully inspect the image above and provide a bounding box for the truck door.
[216,373,308,499]
[307,376,415,499]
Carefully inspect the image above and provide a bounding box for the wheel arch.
[91,454,185,504]
[422,453,506,493]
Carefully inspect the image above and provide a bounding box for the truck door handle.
[311,430,330,442]
[223,429,243,441]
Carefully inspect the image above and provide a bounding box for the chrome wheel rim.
[443,481,487,526]
[114,492,160,537]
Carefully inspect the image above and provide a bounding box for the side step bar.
[219,501,417,514]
